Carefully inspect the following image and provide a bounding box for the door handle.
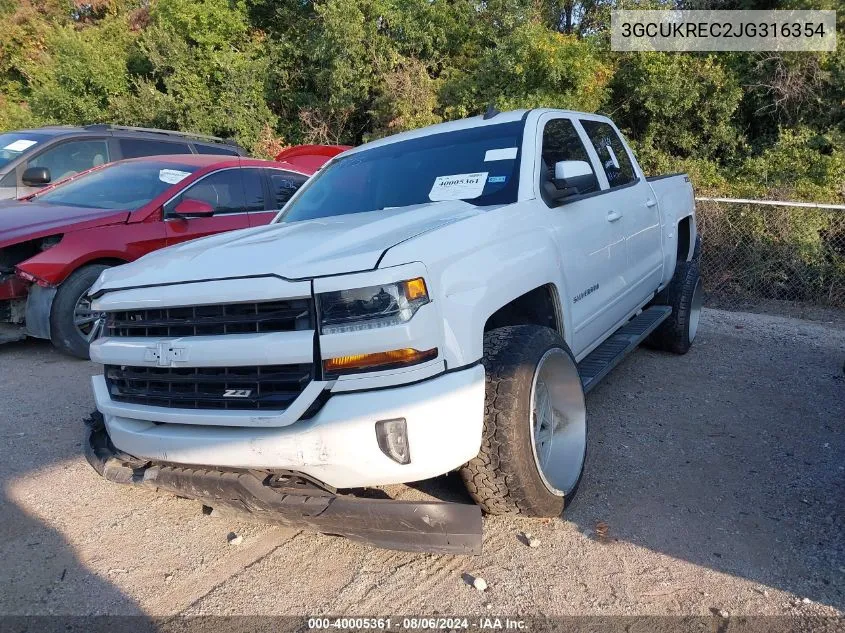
[606,210,623,222]
[645,198,657,207]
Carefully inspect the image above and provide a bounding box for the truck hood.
[97,201,481,289]
[0,200,129,248]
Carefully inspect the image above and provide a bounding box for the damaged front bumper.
[85,419,483,555]
[0,273,56,341]
[0,274,27,342]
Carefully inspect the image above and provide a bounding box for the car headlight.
[318,277,429,335]
[40,234,63,251]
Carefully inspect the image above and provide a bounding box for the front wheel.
[460,326,587,517]
[50,264,110,359]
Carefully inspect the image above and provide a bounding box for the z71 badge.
[223,389,253,398]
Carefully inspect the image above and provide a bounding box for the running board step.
[577,306,672,393]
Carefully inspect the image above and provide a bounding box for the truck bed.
[646,173,695,220]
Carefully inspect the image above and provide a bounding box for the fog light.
[375,418,411,465]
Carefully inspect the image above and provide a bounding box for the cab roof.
[345,110,530,155]
[343,108,614,156]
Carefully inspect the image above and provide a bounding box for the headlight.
[318,277,429,334]
[40,235,63,251]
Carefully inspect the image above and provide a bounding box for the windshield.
[0,132,51,170]
[35,160,200,210]
[279,120,525,223]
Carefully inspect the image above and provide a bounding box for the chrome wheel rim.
[689,277,704,342]
[73,291,104,342]
[529,348,587,496]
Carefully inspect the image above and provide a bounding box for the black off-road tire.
[692,234,702,262]
[50,264,110,359]
[646,258,702,355]
[459,325,586,517]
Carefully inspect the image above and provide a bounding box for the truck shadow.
[1,497,156,626]
[398,312,844,611]
[0,338,155,626]
[561,313,845,610]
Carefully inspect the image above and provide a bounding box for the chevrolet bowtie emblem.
[144,342,188,366]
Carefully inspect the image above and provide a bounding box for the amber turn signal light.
[402,277,428,301]
[324,347,437,375]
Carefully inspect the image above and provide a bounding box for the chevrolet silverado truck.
[84,108,701,554]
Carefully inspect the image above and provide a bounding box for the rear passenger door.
[579,118,663,311]
[164,169,252,246]
[249,168,309,226]
[241,168,271,226]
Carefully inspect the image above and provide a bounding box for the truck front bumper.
[93,364,486,489]
[85,420,482,555]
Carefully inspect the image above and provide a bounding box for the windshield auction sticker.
[3,139,38,152]
[611,10,836,51]
[159,169,191,184]
[484,147,518,162]
[429,172,488,201]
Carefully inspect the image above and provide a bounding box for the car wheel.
[50,264,110,359]
[646,259,703,355]
[460,325,587,516]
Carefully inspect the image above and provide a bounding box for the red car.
[0,146,346,358]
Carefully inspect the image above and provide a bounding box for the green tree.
[27,18,134,124]
[607,53,744,166]
[111,0,277,148]
[441,24,612,118]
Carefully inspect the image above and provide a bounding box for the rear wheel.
[460,326,587,516]
[646,259,703,354]
[50,264,109,359]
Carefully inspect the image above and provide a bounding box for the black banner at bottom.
[0,616,843,633]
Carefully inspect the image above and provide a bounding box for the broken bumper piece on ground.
[85,421,483,555]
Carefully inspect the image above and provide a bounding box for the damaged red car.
[0,146,346,358]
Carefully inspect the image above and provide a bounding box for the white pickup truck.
[84,108,701,554]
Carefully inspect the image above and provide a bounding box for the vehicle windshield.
[35,160,201,210]
[0,132,51,170]
[278,120,525,223]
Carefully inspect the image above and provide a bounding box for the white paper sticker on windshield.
[484,147,518,162]
[429,172,488,202]
[3,139,38,152]
[159,169,191,185]
[606,145,620,169]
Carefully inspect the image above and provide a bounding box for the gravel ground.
[1,308,843,619]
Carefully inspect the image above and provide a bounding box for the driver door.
[21,138,110,196]
[164,168,252,245]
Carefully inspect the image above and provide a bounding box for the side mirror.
[553,160,597,197]
[173,198,214,218]
[22,166,51,187]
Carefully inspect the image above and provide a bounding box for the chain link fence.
[696,201,845,320]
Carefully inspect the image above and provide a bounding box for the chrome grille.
[105,299,313,337]
[104,364,313,410]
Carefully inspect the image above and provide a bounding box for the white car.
[84,108,701,554]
